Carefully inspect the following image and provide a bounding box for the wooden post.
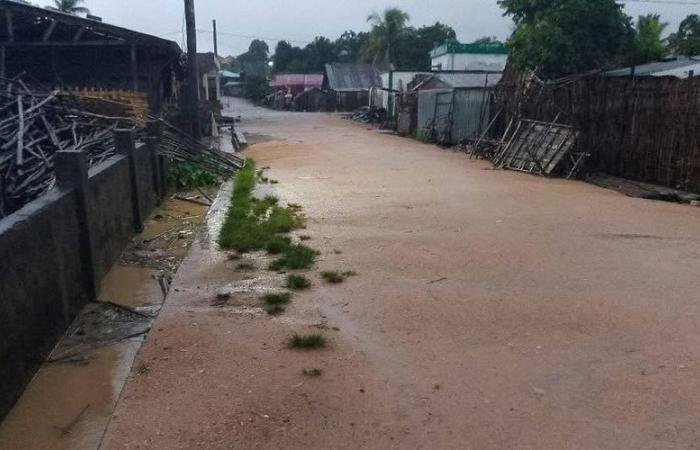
[184,0,201,139]
[212,19,218,58]
[54,150,98,300]
[115,129,143,232]
[131,43,139,91]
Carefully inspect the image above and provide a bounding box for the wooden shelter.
[0,1,183,113]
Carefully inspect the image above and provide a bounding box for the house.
[269,73,324,109]
[430,41,508,72]
[0,0,182,113]
[292,87,329,112]
[197,52,221,102]
[605,56,700,79]
[324,63,392,111]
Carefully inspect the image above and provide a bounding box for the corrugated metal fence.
[417,88,492,145]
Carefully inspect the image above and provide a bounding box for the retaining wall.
[0,127,168,419]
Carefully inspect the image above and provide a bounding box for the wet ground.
[10,98,700,449]
[0,188,214,450]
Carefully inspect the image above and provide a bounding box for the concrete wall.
[432,53,507,72]
[0,131,165,419]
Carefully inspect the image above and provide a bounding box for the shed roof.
[324,63,392,92]
[412,72,503,90]
[606,56,700,77]
[0,0,180,53]
[269,73,324,88]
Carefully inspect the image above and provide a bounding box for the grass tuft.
[266,235,292,254]
[321,271,345,283]
[263,292,292,305]
[264,304,285,315]
[270,245,318,271]
[236,262,256,271]
[302,368,323,377]
[287,333,326,349]
[285,274,311,290]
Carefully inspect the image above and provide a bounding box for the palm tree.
[49,0,90,15]
[363,8,410,65]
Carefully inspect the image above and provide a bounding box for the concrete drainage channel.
[0,188,217,450]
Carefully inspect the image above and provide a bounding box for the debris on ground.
[589,173,700,203]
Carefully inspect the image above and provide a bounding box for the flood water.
[0,192,213,450]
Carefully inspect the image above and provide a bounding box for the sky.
[80,0,699,57]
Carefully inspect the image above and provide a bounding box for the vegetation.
[320,270,357,284]
[219,161,305,253]
[499,0,633,78]
[669,14,700,56]
[269,244,318,271]
[49,0,89,15]
[302,368,323,376]
[169,161,218,188]
[236,262,256,272]
[287,334,326,349]
[262,292,292,306]
[629,14,668,66]
[271,8,455,72]
[285,274,311,290]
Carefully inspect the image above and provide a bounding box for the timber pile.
[0,78,244,219]
[495,71,700,192]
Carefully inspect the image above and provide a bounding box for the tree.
[499,0,634,78]
[472,36,502,45]
[363,8,411,65]
[393,23,457,70]
[239,39,269,62]
[49,0,89,15]
[334,31,369,63]
[668,14,700,56]
[628,14,668,65]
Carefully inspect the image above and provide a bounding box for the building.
[269,73,324,109]
[605,56,700,79]
[197,52,221,102]
[324,63,392,111]
[409,72,503,145]
[430,41,508,72]
[0,0,182,113]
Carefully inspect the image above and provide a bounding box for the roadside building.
[605,55,700,79]
[269,73,324,109]
[0,0,182,113]
[197,52,221,102]
[430,41,508,72]
[324,63,392,111]
[410,72,503,145]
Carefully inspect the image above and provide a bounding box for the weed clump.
[236,262,256,271]
[263,292,292,306]
[302,368,323,376]
[266,235,292,254]
[270,245,318,271]
[287,334,326,349]
[285,274,311,290]
[321,270,357,284]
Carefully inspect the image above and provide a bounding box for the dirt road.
[101,99,700,450]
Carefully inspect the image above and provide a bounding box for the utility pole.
[184,0,201,139]
[212,19,218,58]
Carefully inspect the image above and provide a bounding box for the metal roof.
[197,53,220,74]
[0,0,180,52]
[269,73,324,88]
[412,72,503,90]
[606,56,700,77]
[324,63,392,92]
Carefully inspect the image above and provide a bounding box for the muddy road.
[101,99,700,450]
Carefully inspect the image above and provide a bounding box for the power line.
[158,29,312,46]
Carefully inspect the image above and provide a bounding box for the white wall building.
[430,42,508,72]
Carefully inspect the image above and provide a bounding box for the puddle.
[0,190,215,450]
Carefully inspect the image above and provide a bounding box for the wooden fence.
[495,72,700,191]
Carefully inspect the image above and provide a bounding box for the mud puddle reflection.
[0,190,215,450]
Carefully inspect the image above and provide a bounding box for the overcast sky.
[84,0,697,57]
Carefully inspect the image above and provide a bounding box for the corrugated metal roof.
[413,72,502,90]
[606,56,700,77]
[197,53,220,74]
[430,42,509,58]
[324,63,392,92]
[269,73,324,88]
